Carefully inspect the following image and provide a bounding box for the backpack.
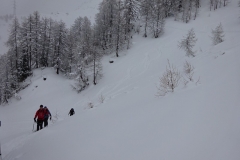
[44,109,50,119]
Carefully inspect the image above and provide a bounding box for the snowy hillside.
[1,1,240,160]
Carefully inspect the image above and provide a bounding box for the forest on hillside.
[0,0,229,104]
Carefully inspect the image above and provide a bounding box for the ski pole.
[0,121,2,160]
[0,142,2,160]
[32,122,36,132]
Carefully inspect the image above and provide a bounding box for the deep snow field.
[0,0,240,160]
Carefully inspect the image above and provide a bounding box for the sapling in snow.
[156,60,181,96]
[211,23,224,45]
[179,28,197,57]
[183,60,195,81]
[98,93,105,103]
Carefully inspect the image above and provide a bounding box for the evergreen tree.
[53,20,69,74]
[113,0,125,57]
[92,28,103,85]
[46,18,56,67]
[179,28,197,57]
[182,0,192,23]
[103,0,118,50]
[39,17,50,67]
[19,16,32,73]
[81,17,92,65]
[32,11,41,68]
[149,0,165,38]
[0,54,15,104]
[140,0,154,37]
[123,0,140,49]
[5,17,21,85]
[67,29,76,73]
[26,14,34,71]
[210,0,228,11]
[211,23,224,45]
[71,16,83,57]
[95,9,109,52]
[95,0,119,53]
[168,0,183,21]
[18,52,31,81]
[193,0,200,20]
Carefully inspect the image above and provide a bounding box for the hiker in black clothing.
[43,106,52,127]
[68,108,75,116]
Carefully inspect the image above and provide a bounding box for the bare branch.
[184,60,195,81]
[157,60,181,96]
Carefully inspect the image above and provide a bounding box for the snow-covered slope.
[0,1,240,160]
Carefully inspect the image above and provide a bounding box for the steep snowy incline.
[0,1,240,160]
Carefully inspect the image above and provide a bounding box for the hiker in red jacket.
[34,105,45,131]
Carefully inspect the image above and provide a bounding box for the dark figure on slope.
[68,108,75,116]
[34,105,45,131]
[44,106,52,127]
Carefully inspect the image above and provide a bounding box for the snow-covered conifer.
[39,17,50,67]
[5,17,21,84]
[52,20,69,74]
[32,11,41,68]
[81,17,92,65]
[211,23,224,45]
[0,54,14,104]
[19,17,31,72]
[149,0,165,38]
[179,28,197,57]
[113,0,125,57]
[123,0,140,49]
[71,16,84,56]
[210,0,228,11]
[139,0,154,37]
[91,28,103,85]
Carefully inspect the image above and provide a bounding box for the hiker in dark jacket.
[68,108,75,116]
[34,105,45,131]
[43,106,52,127]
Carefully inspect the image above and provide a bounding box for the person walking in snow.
[68,108,75,116]
[43,106,52,127]
[34,105,45,131]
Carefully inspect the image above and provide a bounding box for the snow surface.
[1,1,240,160]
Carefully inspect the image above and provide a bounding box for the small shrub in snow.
[211,23,224,45]
[98,94,105,103]
[156,61,181,96]
[195,76,201,85]
[183,60,195,82]
[179,28,197,57]
[71,82,89,93]
[66,72,77,79]
[71,66,89,93]
[14,92,21,100]
[88,102,94,109]
[51,110,59,123]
